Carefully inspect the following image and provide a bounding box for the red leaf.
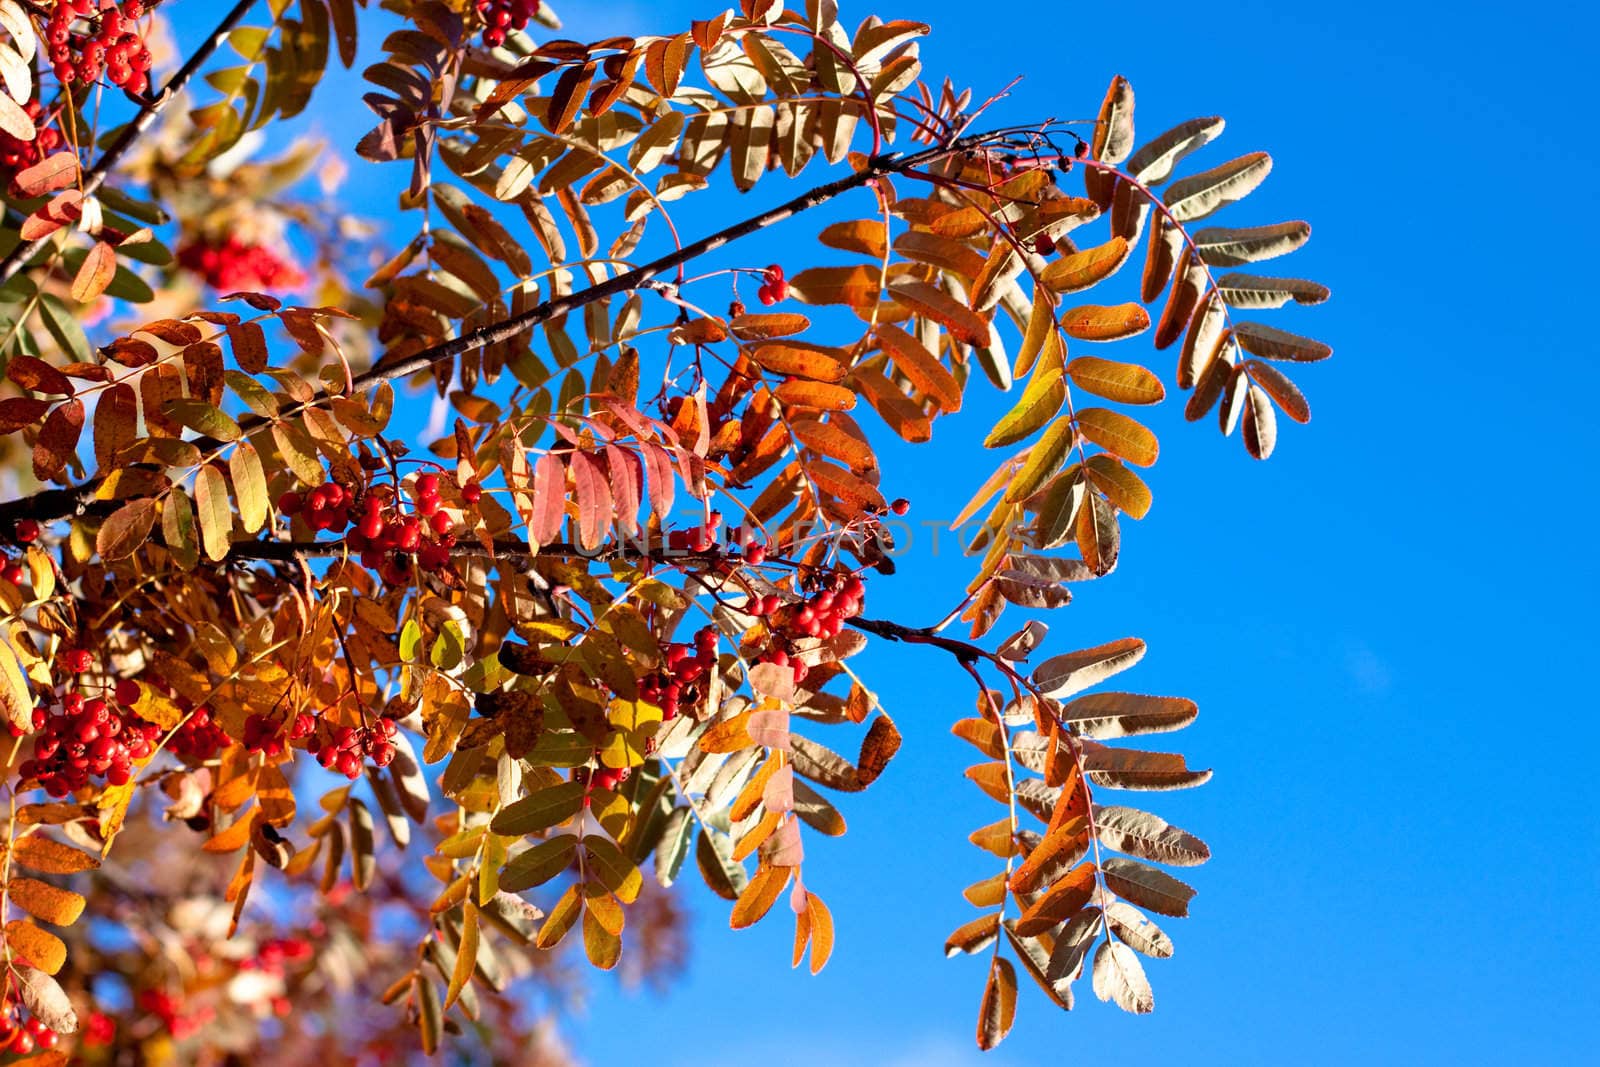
[604,445,641,538]
[640,440,675,520]
[6,356,74,397]
[569,450,612,552]
[0,397,50,434]
[530,452,567,547]
[32,398,85,480]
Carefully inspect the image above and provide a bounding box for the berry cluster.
[277,478,353,534]
[137,988,212,1041]
[280,473,477,586]
[307,715,398,780]
[128,674,230,762]
[751,571,866,686]
[473,0,541,46]
[665,510,723,554]
[45,0,155,96]
[239,936,313,975]
[756,263,788,305]
[166,703,230,762]
[639,625,721,720]
[176,235,305,293]
[0,102,65,189]
[20,685,162,797]
[0,991,59,1056]
[1,519,40,585]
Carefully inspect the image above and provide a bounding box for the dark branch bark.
[0,0,258,286]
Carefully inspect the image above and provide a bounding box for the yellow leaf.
[1075,408,1159,467]
[1066,356,1165,405]
[444,900,479,1011]
[1004,417,1076,503]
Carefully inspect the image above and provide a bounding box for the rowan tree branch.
[0,125,1032,532]
[0,0,258,286]
[219,534,996,666]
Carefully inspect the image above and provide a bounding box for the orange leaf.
[12,152,79,198]
[1039,236,1131,294]
[888,279,993,347]
[3,920,66,975]
[750,342,848,383]
[875,324,962,412]
[1075,408,1159,467]
[69,242,116,304]
[730,863,791,929]
[1060,302,1150,342]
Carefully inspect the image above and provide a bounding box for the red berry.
[890,497,910,515]
[15,518,39,542]
[461,481,483,504]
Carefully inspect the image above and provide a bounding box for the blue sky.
[207,0,1597,1061]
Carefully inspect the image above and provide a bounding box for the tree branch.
[0,126,1029,532]
[0,0,258,286]
[217,534,998,667]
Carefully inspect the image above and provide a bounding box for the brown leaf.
[14,964,75,1034]
[6,878,85,927]
[1066,357,1164,406]
[1084,454,1152,520]
[1233,321,1332,362]
[855,714,900,786]
[774,378,855,411]
[946,911,1001,958]
[9,836,98,876]
[1243,384,1278,459]
[1032,638,1146,700]
[1243,360,1310,424]
[0,396,50,433]
[96,498,158,561]
[7,356,74,397]
[976,956,1018,1050]
[92,383,138,471]
[807,459,886,513]
[1014,860,1099,936]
